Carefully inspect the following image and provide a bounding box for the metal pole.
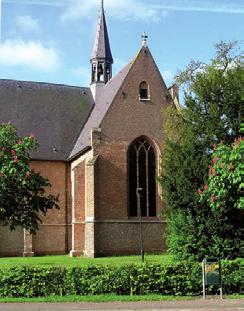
[137,187,144,263]
[219,258,223,299]
[202,260,206,299]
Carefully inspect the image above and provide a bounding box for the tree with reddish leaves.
[0,123,59,234]
[197,140,241,257]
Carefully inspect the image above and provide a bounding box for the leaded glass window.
[128,138,156,217]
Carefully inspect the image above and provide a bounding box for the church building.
[0,1,178,257]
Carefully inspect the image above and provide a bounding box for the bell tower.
[90,0,113,100]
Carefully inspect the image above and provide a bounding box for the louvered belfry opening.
[128,137,156,217]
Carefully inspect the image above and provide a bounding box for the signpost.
[202,258,222,299]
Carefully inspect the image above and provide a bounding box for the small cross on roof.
[141,32,148,47]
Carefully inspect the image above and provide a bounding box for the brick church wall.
[93,48,170,255]
[96,221,167,256]
[30,161,70,255]
[72,160,86,253]
[0,160,70,256]
[0,227,24,256]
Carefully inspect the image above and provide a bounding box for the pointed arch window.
[139,81,150,101]
[128,137,156,217]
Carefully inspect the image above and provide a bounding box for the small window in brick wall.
[139,81,150,100]
[128,137,156,217]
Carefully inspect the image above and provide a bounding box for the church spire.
[90,0,113,85]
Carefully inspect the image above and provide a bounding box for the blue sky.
[0,0,243,88]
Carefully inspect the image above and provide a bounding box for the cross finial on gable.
[141,32,148,47]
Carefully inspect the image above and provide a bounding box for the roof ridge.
[103,60,133,88]
[68,60,134,160]
[0,79,89,90]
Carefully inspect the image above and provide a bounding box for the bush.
[0,260,240,297]
[0,267,64,297]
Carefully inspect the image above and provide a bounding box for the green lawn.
[0,294,242,303]
[0,254,174,268]
[0,295,192,303]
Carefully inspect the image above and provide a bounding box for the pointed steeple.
[90,0,113,86]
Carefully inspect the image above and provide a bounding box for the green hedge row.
[0,260,241,297]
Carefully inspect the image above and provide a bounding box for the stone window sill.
[139,97,151,102]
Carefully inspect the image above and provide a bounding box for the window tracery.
[128,137,156,217]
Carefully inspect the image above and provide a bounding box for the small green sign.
[202,257,222,299]
[203,258,221,285]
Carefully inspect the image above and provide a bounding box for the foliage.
[0,123,59,234]
[199,140,241,210]
[160,41,242,260]
[240,103,244,210]
[195,141,242,257]
[0,260,240,297]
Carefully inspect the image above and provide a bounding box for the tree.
[160,41,241,260]
[0,123,59,234]
[198,140,241,257]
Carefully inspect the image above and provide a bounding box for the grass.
[0,295,194,303]
[0,294,242,303]
[0,254,174,268]
[228,294,244,299]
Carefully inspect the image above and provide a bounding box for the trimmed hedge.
[0,260,241,297]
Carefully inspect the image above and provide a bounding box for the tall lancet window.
[128,137,156,217]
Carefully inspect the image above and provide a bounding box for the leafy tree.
[197,140,241,257]
[0,123,59,234]
[160,41,241,260]
[199,140,241,210]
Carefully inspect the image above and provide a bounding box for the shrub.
[0,260,240,297]
[0,267,64,297]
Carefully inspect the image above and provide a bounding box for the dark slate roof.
[0,80,94,161]
[90,6,113,63]
[69,61,133,159]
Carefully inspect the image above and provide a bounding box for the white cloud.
[16,15,40,33]
[60,0,244,22]
[61,0,168,22]
[3,0,68,6]
[153,0,244,14]
[3,0,244,15]
[0,40,61,71]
